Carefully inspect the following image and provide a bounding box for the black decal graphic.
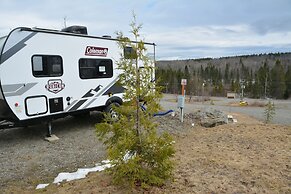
[68,99,87,112]
[102,83,125,96]
[82,85,103,98]
[94,85,102,92]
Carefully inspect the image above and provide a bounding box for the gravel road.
[160,94,291,125]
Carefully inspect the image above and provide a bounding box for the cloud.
[147,24,291,47]
[147,24,291,59]
[157,44,291,60]
[1,0,291,59]
[251,16,291,35]
[0,11,62,35]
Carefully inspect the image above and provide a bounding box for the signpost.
[178,79,187,122]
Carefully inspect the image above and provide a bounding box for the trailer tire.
[104,102,120,122]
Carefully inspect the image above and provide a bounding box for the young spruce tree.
[95,15,175,188]
[264,100,275,124]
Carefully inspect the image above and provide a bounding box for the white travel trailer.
[0,26,155,134]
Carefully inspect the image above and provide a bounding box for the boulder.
[186,109,228,128]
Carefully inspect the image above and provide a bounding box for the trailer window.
[79,59,113,79]
[32,55,63,77]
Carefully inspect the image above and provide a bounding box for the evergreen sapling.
[96,15,175,188]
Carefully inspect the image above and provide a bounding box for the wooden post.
[182,85,185,96]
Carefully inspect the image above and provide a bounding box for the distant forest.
[155,52,291,99]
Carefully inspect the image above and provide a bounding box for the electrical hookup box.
[177,95,185,108]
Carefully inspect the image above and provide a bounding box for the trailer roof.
[21,27,156,46]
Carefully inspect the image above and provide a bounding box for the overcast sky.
[1,0,291,60]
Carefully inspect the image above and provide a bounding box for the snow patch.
[36,160,112,190]
[36,183,49,189]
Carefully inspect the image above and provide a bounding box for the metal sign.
[181,79,187,85]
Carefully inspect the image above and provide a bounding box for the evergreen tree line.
[156,59,291,99]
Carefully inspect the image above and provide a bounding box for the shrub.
[96,14,175,188]
[264,100,275,123]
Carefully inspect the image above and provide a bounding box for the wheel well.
[105,96,123,107]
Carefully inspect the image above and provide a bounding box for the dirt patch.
[2,113,291,193]
[170,123,290,193]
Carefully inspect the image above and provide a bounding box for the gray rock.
[186,108,228,128]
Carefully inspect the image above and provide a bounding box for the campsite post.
[178,79,187,122]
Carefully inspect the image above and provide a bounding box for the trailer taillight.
[15,103,19,107]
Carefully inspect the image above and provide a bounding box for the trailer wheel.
[104,102,120,122]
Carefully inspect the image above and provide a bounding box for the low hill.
[155,52,291,99]
[156,52,291,71]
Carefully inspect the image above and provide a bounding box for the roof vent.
[61,26,88,35]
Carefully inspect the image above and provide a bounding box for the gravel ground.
[0,112,186,192]
[160,94,291,125]
[0,112,106,190]
[1,95,290,192]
